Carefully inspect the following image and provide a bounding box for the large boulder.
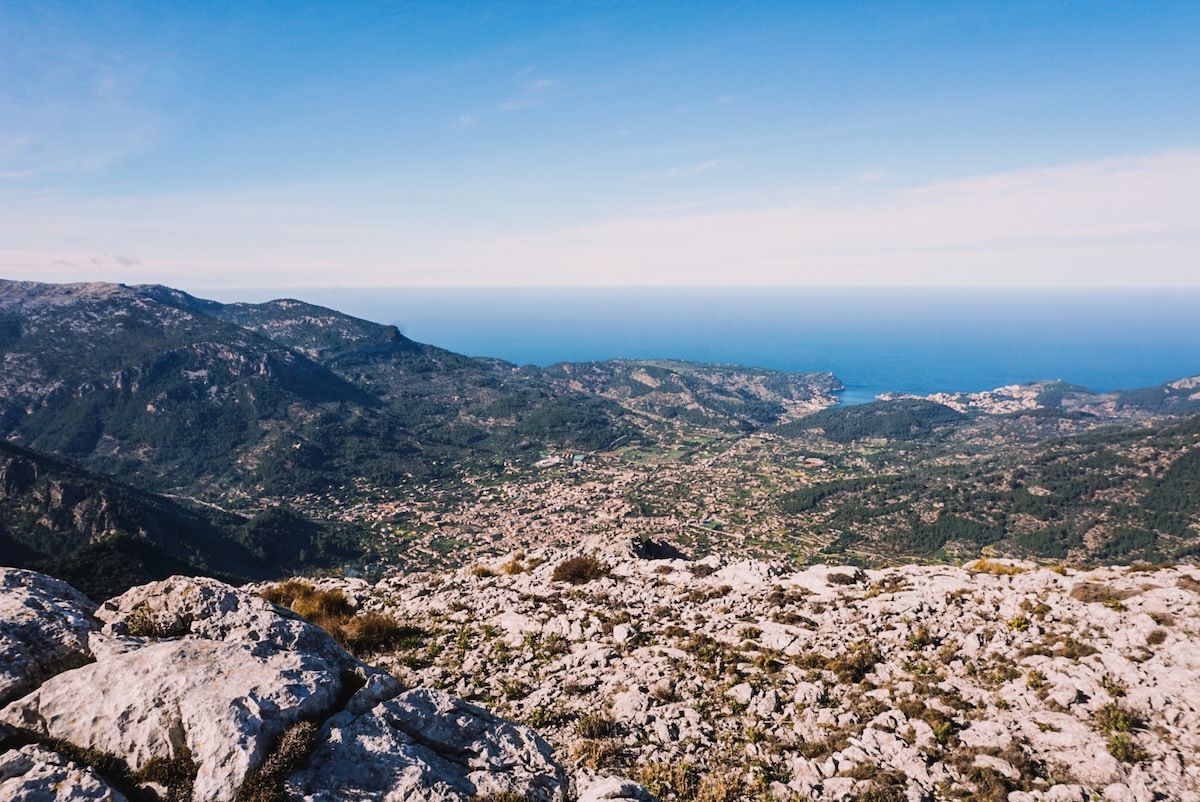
[95,575,358,669]
[0,568,98,706]
[1,572,576,802]
[287,688,567,801]
[1,638,346,802]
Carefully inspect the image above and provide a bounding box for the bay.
[200,287,1200,404]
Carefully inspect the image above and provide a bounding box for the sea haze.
[202,287,1200,405]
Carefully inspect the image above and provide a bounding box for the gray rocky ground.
[2,547,1199,801]
[341,540,1200,801]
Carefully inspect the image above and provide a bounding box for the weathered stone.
[1,639,345,802]
[0,743,129,802]
[574,772,656,801]
[287,688,566,801]
[0,568,97,706]
[95,575,357,669]
[959,719,1013,749]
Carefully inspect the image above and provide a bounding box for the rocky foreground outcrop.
[4,549,1200,802]
[324,542,1200,802]
[0,569,577,802]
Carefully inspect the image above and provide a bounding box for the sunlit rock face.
[0,570,572,802]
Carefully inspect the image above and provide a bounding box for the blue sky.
[2,1,1199,287]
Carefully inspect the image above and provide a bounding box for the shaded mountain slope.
[0,439,361,599]
[0,281,636,499]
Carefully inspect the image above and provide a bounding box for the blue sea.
[202,287,1200,405]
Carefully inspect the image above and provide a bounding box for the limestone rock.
[1,638,345,802]
[574,772,657,801]
[0,568,98,706]
[0,743,129,802]
[287,688,566,801]
[95,575,357,669]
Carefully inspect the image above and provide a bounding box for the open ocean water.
[205,287,1200,405]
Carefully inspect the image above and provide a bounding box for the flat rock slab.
[1,639,344,802]
[0,568,98,706]
[287,688,566,802]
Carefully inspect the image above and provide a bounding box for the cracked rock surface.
[0,570,571,802]
[330,540,1200,801]
[0,742,129,802]
[0,569,97,706]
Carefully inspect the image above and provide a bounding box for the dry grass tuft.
[259,581,418,657]
[124,604,192,639]
[1069,582,1138,605]
[968,559,1028,576]
[551,555,610,584]
[571,739,624,770]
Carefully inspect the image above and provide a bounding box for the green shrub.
[1107,733,1148,764]
[1094,703,1143,733]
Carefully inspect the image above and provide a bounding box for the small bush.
[828,641,881,683]
[471,565,498,579]
[259,581,418,658]
[633,762,701,800]
[1069,582,1136,605]
[40,737,197,802]
[572,739,623,770]
[292,589,355,620]
[1146,628,1167,646]
[258,579,314,608]
[1093,703,1143,733]
[1052,635,1099,660]
[827,569,865,585]
[124,604,192,639]
[1107,733,1148,763]
[694,772,745,802]
[551,556,609,584]
[137,746,197,802]
[340,613,420,655]
[1101,674,1128,698]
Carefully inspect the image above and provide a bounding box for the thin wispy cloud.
[0,36,167,177]
[436,151,1200,286]
[852,170,892,183]
[499,72,558,112]
[4,151,1198,288]
[639,160,721,180]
